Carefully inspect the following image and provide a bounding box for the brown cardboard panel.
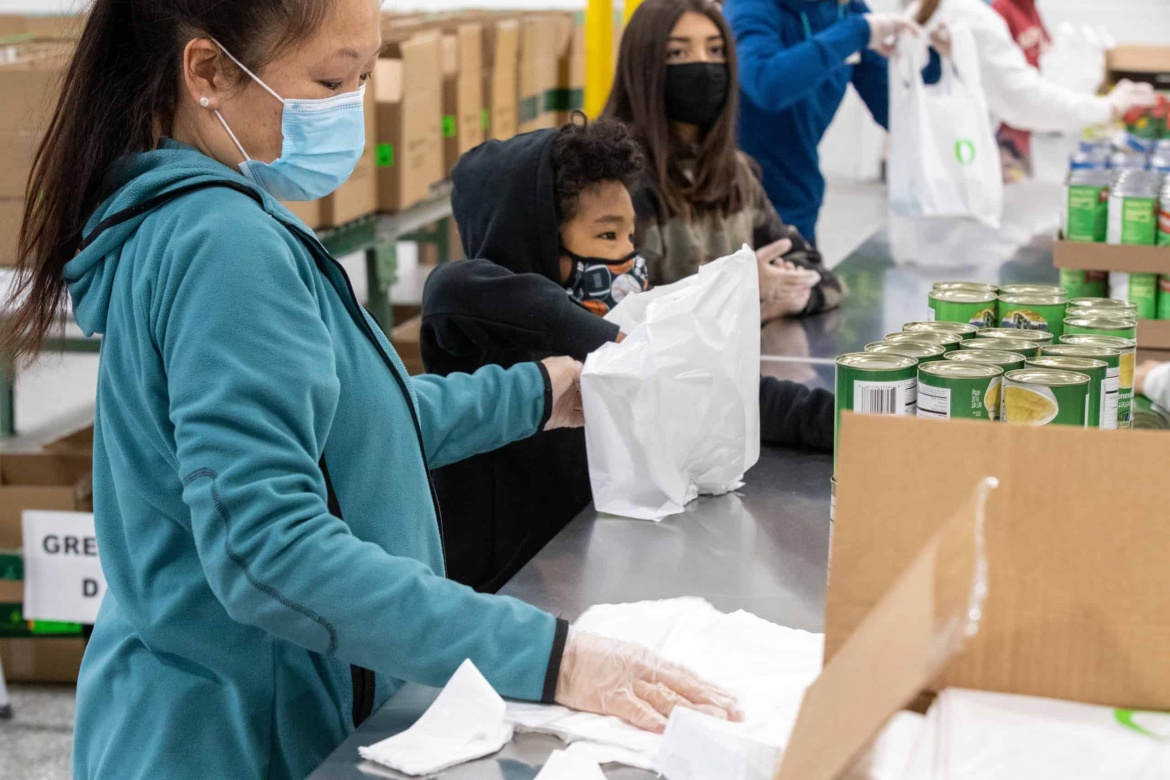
[1053,240,1170,274]
[0,637,85,683]
[442,76,459,177]
[0,14,26,37]
[0,197,22,266]
[1108,46,1170,76]
[374,52,442,213]
[0,578,23,603]
[1138,319,1170,350]
[829,413,1170,712]
[488,20,519,141]
[44,425,94,454]
[0,452,93,549]
[391,315,424,376]
[22,15,84,41]
[778,480,991,780]
[456,23,486,155]
[401,31,442,96]
[322,69,378,227]
[281,200,326,230]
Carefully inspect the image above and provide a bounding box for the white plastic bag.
[888,27,1003,228]
[580,247,760,521]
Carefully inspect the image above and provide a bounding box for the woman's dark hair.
[916,0,942,26]
[550,113,645,226]
[3,0,329,365]
[603,0,743,219]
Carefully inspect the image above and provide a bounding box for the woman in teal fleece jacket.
[1,1,739,777]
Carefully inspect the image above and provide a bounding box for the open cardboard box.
[777,414,1170,779]
[0,452,93,549]
[1108,45,1170,89]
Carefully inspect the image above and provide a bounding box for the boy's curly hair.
[550,113,645,225]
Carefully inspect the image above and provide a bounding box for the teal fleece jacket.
[68,140,567,780]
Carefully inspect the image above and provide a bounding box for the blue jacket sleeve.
[730,0,870,111]
[158,211,560,702]
[410,363,550,471]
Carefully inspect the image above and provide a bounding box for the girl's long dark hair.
[603,0,744,219]
[3,0,327,365]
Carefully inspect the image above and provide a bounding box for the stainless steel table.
[310,181,1067,779]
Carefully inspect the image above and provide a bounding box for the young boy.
[422,119,833,593]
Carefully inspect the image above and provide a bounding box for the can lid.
[930,289,997,304]
[945,349,1027,365]
[1060,333,1137,349]
[1027,356,1108,372]
[997,294,1068,305]
[836,352,918,370]
[920,361,1003,379]
[902,321,979,335]
[998,285,1067,297]
[1005,368,1091,387]
[1041,344,1121,358]
[976,328,1054,343]
[884,331,962,345]
[1067,297,1138,310]
[964,338,1036,351]
[1064,316,1136,329]
[931,282,998,293]
[865,341,947,358]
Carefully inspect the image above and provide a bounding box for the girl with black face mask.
[603,0,845,322]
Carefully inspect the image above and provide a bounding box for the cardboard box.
[455,23,486,158]
[484,19,519,141]
[517,14,559,134]
[280,200,326,231]
[390,314,424,376]
[777,414,1170,779]
[0,453,93,549]
[1108,45,1170,88]
[552,13,586,125]
[375,33,443,213]
[441,34,460,177]
[0,55,64,199]
[43,425,94,455]
[0,637,85,683]
[0,197,21,266]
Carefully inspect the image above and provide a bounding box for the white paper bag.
[580,247,760,520]
[888,27,1003,228]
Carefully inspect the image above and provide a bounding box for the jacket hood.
[63,140,278,336]
[450,129,562,284]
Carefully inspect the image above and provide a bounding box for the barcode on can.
[854,379,916,416]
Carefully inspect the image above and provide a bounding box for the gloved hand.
[554,630,744,733]
[864,14,921,57]
[1135,360,1164,396]
[759,256,820,321]
[928,22,953,59]
[1109,79,1157,120]
[541,356,584,431]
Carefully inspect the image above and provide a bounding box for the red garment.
[991,0,1053,161]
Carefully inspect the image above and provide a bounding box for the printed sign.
[21,511,105,624]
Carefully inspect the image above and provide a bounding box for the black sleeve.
[421,260,620,368]
[759,376,834,451]
[541,618,571,704]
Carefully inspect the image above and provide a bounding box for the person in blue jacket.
[725,0,937,244]
[1,1,741,777]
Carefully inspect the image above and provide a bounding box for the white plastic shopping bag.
[888,27,1003,228]
[580,247,760,520]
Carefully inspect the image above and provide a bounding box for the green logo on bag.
[955,139,977,166]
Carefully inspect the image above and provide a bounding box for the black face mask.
[664,62,729,127]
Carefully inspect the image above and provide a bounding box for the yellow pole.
[584,0,614,118]
[624,0,643,23]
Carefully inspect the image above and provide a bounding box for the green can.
[1040,344,1122,430]
[1067,297,1139,315]
[1003,369,1091,428]
[917,362,1003,422]
[883,332,964,352]
[962,338,1041,358]
[1058,268,1109,299]
[1026,356,1107,428]
[976,328,1054,347]
[997,294,1069,338]
[945,349,1028,374]
[997,284,1068,298]
[902,321,980,339]
[835,353,918,471]
[865,341,948,363]
[928,289,998,328]
[1060,334,1137,429]
[932,281,998,294]
[1159,276,1170,320]
[1129,273,1159,320]
[1064,176,1110,242]
[1063,316,1138,341]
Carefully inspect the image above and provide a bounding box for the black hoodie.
[421,129,833,593]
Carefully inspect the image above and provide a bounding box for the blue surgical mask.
[212,41,366,202]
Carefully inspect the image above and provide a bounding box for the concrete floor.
[0,182,888,779]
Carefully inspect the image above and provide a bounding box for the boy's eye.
[599,231,618,241]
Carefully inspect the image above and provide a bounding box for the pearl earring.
[199,97,210,108]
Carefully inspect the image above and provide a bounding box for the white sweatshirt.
[1144,363,1170,410]
[911,0,1112,132]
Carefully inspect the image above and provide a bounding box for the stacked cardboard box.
[517,15,559,134]
[483,18,520,142]
[375,32,444,213]
[1107,46,1170,89]
[552,12,587,125]
[438,23,486,177]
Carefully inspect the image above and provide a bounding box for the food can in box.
[834,353,918,472]
[1160,276,1170,320]
[962,338,1040,358]
[945,349,1028,374]
[1059,268,1109,300]
[1026,356,1107,429]
[1003,369,1091,428]
[1063,169,1111,242]
[883,331,963,352]
[865,341,947,363]
[976,328,1054,347]
[997,294,1069,338]
[1126,273,1159,320]
[901,321,979,339]
[1060,334,1136,429]
[1040,344,1121,430]
[927,289,998,328]
[1063,316,1138,341]
[931,282,998,294]
[997,284,1067,298]
[917,362,1003,422]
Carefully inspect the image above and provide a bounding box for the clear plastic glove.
[1109,79,1157,120]
[554,630,744,734]
[759,259,820,320]
[755,238,792,266]
[928,22,952,59]
[864,14,921,57]
[1134,360,1163,396]
[541,356,584,430]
